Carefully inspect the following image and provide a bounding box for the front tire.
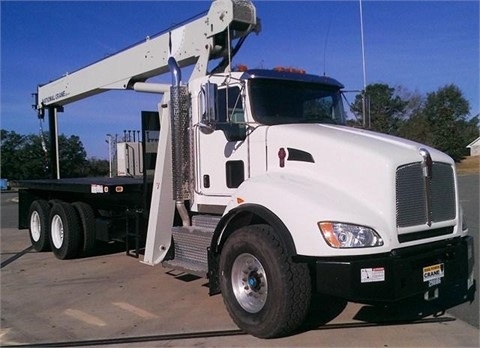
[49,202,81,260]
[219,224,311,338]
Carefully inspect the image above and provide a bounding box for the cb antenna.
[323,14,333,76]
[359,0,368,127]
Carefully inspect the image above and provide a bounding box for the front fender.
[208,200,298,296]
[222,171,393,257]
[212,202,297,256]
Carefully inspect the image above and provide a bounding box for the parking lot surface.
[1,182,479,347]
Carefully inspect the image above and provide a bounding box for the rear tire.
[28,200,51,251]
[72,202,96,257]
[219,224,311,338]
[49,202,81,260]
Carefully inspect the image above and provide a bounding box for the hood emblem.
[419,148,433,179]
[419,148,433,226]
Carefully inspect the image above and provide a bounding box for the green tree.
[418,84,476,161]
[398,112,430,144]
[1,130,92,179]
[83,157,109,177]
[351,83,408,135]
[57,134,88,178]
[1,130,49,179]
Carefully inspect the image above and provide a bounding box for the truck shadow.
[90,241,128,257]
[351,296,467,325]
[300,294,348,331]
[299,294,465,335]
[352,302,443,324]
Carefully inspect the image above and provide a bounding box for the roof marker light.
[273,66,306,74]
[235,64,249,72]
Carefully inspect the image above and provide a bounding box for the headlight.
[318,222,383,248]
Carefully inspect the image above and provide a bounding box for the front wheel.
[219,224,311,338]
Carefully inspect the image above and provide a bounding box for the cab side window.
[216,86,247,142]
[218,87,244,123]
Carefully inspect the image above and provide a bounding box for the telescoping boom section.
[34,0,259,115]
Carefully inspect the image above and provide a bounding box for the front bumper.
[314,236,476,307]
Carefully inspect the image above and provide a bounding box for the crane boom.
[35,0,258,114]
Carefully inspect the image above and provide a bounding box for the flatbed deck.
[19,176,144,193]
[18,177,147,229]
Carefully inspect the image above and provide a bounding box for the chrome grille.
[430,164,456,222]
[396,162,455,228]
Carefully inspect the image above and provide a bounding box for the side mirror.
[222,123,247,142]
[200,82,218,134]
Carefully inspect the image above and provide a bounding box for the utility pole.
[106,134,113,178]
[359,0,368,128]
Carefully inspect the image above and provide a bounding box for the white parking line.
[113,302,159,319]
[64,309,107,327]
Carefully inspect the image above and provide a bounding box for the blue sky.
[1,1,479,159]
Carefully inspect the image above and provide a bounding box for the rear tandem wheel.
[49,202,81,260]
[72,201,97,257]
[28,200,51,252]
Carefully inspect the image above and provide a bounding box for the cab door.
[195,85,249,197]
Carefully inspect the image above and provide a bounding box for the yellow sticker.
[423,264,444,282]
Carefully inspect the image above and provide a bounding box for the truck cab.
[191,69,346,209]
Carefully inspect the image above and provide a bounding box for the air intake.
[168,58,191,202]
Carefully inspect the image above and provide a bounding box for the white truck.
[19,0,475,338]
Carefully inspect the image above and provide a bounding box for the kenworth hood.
[229,123,460,256]
[267,123,453,168]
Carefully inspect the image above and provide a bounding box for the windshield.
[248,79,345,125]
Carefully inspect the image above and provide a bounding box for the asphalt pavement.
[1,175,479,347]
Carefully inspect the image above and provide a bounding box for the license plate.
[423,263,444,283]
